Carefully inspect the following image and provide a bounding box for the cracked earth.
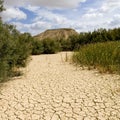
[0,52,120,120]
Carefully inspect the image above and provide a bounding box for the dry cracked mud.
[0,52,120,120]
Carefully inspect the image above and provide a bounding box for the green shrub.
[0,22,32,82]
[31,39,44,55]
[14,33,32,67]
[0,1,33,82]
[42,38,60,54]
[59,39,71,51]
[73,41,120,74]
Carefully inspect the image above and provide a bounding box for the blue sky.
[1,0,120,35]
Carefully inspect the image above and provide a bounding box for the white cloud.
[28,0,86,9]
[83,13,103,19]
[11,8,80,35]
[12,21,52,35]
[101,0,120,12]
[4,0,25,8]
[4,0,86,9]
[78,0,120,31]
[1,0,120,35]
[1,7,27,22]
[109,19,120,28]
[33,9,68,25]
[114,14,120,19]
[27,5,40,12]
[31,21,52,31]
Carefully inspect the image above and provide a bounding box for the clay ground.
[0,52,120,120]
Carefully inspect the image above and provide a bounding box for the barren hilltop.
[34,28,78,40]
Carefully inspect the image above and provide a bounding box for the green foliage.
[14,33,32,67]
[42,38,61,54]
[0,0,5,12]
[59,39,71,51]
[69,28,120,50]
[68,34,80,50]
[0,21,32,82]
[32,39,44,55]
[73,41,120,74]
[31,38,61,55]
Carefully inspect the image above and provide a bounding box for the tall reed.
[73,41,120,74]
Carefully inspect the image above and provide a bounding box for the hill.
[34,28,78,40]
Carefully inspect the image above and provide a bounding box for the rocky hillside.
[34,28,78,40]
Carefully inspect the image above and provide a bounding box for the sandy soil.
[0,52,120,120]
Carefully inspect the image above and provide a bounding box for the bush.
[0,1,33,82]
[15,33,32,67]
[42,38,61,54]
[59,39,71,51]
[0,22,32,82]
[73,41,120,74]
[31,39,44,55]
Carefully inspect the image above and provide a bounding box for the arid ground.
[0,52,120,120]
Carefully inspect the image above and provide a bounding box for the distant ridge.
[34,28,78,40]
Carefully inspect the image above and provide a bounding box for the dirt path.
[0,52,120,120]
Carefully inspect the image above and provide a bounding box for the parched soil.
[0,52,120,120]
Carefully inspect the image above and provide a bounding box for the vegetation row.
[73,41,120,74]
[32,28,120,55]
